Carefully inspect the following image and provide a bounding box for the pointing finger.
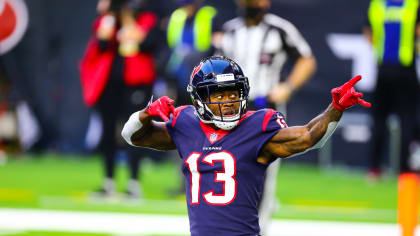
[358,98,371,108]
[354,92,363,98]
[342,75,362,91]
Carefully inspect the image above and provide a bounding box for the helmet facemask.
[189,76,249,130]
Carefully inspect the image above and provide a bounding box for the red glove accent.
[331,75,371,111]
[146,96,176,121]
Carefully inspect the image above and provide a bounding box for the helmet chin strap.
[213,120,239,130]
[194,109,239,130]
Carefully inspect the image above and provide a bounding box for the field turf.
[0,153,408,231]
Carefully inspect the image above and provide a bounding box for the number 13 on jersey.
[185,151,237,205]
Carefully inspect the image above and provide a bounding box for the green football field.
[0,153,412,235]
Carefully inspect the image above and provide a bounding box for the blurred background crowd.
[1,0,420,193]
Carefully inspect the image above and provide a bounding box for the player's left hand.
[331,75,371,111]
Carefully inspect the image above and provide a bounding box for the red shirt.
[79,12,157,107]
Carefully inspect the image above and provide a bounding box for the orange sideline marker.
[398,173,419,236]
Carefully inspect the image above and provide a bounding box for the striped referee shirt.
[218,13,312,100]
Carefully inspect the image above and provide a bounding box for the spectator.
[80,0,161,198]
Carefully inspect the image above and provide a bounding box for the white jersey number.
[185,151,237,205]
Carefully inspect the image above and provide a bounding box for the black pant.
[96,78,153,179]
[370,65,420,173]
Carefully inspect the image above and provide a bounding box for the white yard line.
[0,208,414,236]
[0,230,26,236]
[268,220,403,236]
[0,208,189,235]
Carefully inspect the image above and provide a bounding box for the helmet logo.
[190,62,203,82]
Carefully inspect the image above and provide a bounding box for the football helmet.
[187,56,250,130]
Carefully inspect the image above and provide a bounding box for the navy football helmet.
[187,56,250,130]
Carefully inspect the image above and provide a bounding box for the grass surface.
[0,153,407,226]
[0,231,109,236]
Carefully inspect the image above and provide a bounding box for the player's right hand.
[146,96,176,122]
[331,75,371,111]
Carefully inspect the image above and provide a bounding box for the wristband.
[332,101,345,111]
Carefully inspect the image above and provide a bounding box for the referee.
[214,0,316,234]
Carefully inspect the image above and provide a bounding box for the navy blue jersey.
[166,106,287,236]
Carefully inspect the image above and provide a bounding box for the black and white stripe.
[218,13,312,100]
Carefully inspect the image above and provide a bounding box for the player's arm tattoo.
[265,104,342,158]
[122,109,176,150]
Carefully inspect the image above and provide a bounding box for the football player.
[121,56,370,235]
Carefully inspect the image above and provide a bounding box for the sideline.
[0,208,411,236]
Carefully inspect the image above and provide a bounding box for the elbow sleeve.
[310,121,338,150]
[289,121,338,158]
[121,111,143,146]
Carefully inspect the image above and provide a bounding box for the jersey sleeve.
[255,109,288,161]
[165,115,175,139]
[262,109,288,133]
[165,105,188,139]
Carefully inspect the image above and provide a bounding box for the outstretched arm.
[121,96,176,150]
[262,75,371,159]
[262,104,341,158]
